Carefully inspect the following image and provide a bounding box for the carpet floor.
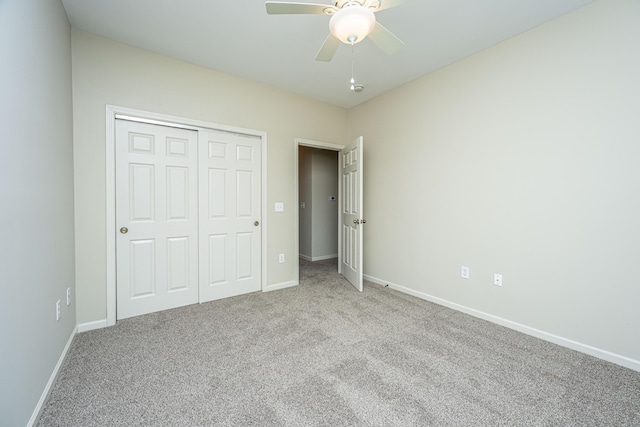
[37,258,640,426]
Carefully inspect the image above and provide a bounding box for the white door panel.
[341,137,364,292]
[130,239,155,297]
[199,131,261,302]
[116,120,199,319]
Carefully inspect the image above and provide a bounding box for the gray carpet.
[37,258,640,426]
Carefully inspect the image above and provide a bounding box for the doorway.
[294,138,344,286]
[298,146,339,282]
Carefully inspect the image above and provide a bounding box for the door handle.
[254,221,260,226]
[353,219,367,225]
[120,227,128,234]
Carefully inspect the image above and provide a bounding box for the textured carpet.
[37,258,640,426]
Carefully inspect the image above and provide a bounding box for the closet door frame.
[105,105,268,327]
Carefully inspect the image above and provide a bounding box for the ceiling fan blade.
[315,34,341,62]
[266,2,334,15]
[368,21,404,55]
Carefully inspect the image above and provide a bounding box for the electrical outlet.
[275,202,284,212]
[494,273,503,287]
[56,300,61,321]
[66,287,71,306]
[460,266,470,279]
[279,253,285,263]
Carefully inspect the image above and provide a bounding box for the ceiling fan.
[265,0,405,62]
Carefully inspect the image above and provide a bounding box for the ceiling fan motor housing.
[334,0,380,9]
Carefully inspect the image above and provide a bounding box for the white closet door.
[115,120,199,319]
[199,131,262,302]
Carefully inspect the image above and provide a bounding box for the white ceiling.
[61,0,597,109]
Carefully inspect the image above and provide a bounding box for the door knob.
[353,219,359,225]
[120,227,128,234]
[254,221,260,226]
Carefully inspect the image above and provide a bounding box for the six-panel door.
[115,120,199,319]
[198,131,262,303]
[341,136,364,292]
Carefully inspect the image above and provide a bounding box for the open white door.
[340,136,364,292]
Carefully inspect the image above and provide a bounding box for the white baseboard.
[312,254,338,261]
[364,274,640,372]
[266,280,298,292]
[299,254,338,262]
[77,319,108,333]
[27,325,77,427]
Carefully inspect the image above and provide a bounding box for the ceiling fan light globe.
[329,5,376,45]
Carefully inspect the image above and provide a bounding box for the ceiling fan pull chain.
[350,41,356,91]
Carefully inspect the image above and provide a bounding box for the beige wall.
[0,0,76,425]
[348,0,640,365]
[72,31,348,324]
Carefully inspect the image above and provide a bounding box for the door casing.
[106,105,268,327]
